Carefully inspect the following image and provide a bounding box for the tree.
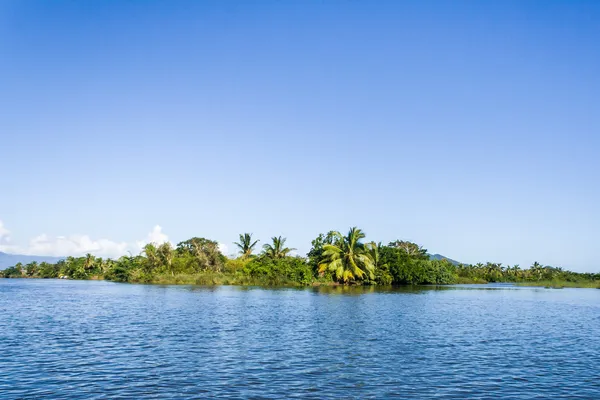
[62,257,77,277]
[83,254,95,273]
[531,261,544,281]
[176,237,224,272]
[14,262,24,276]
[318,227,375,284]
[381,246,418,284]
[366,241,392,285]
[143,244,160,273]
[388,240,428,259]
[98,258,114,275]
[234,233,259,258]
[39,262,58,278]
[262,236,296,259]
[25,262,38,277]
[485,262,503,282]
[105,255,134,283]
[158,242,175,275]
[307,231,338,276]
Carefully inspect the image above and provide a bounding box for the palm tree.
[262,236,296,259]
[318,227,375,284]
[365,241,384,270]
[234,233,259,258]
[14,262,23,276]
[25,261,38,277]
[485,262,502,282]
[507,264,520,280]
[143,243,160,273]
[83,253,95,272]
[531,261,544,281]
[60,257,74,278]
[158,242,174,276]
[366,241,390,284]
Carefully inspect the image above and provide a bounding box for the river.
[1,279,599,398]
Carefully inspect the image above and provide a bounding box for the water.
[1,280,600,399]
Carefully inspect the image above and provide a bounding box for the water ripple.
[1,280,600,399]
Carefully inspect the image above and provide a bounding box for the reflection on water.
[1,279,599,399]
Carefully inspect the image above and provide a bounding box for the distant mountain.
[428,253,461,266]
[0,252,64,269]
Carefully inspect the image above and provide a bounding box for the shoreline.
[3,275,599,289]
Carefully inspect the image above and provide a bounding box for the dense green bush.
[244,257,313,286]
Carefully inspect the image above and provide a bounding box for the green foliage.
[223,257,249,273]
[105,264,130,282]
[262,236,296,259]
[381,246,457,285]
[176,237,225,272]
[234,233,259,258]
[1,264,23,278]
[307,231,338,276]
[158,242,174,276]
[388,240,428,259]
[452,261,600,284]
[25,262,38,277]
[318,227,375,284]
[38,262,59,278]
[2,231,598,288]
[244,256,313,286]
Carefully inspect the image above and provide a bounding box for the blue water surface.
[1,279,599,399]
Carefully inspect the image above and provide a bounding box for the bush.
[244,257,313,286]
[105,265,131,283]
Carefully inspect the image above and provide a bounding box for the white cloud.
[0,220,11,245]
[218,242,228,255]
[26,234,130,258]
[135,225,170,250]
[0,220,19,253]
[0,220,172,259]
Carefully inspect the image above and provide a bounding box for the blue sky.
[1,1,599,271]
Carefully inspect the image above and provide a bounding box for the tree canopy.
[1,228,597,288]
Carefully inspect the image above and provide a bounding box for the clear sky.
[1,1,599,271]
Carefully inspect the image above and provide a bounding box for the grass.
[516,280,600,289]
[454,277,488,284]
[113,272,600,289]
[130,272,310,287]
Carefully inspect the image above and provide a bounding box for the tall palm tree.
[83,253,95,272]
[531,261,543,281]
[318,227,375,284]
[234,233,259,258]
[262,236,296,259]
[512,264,521,280]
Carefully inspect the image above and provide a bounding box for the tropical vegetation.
[1,227,598,288]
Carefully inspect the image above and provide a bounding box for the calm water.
[1,280,600,399]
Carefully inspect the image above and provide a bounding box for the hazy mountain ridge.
[0,252,64,269]
[428,253,461,265]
